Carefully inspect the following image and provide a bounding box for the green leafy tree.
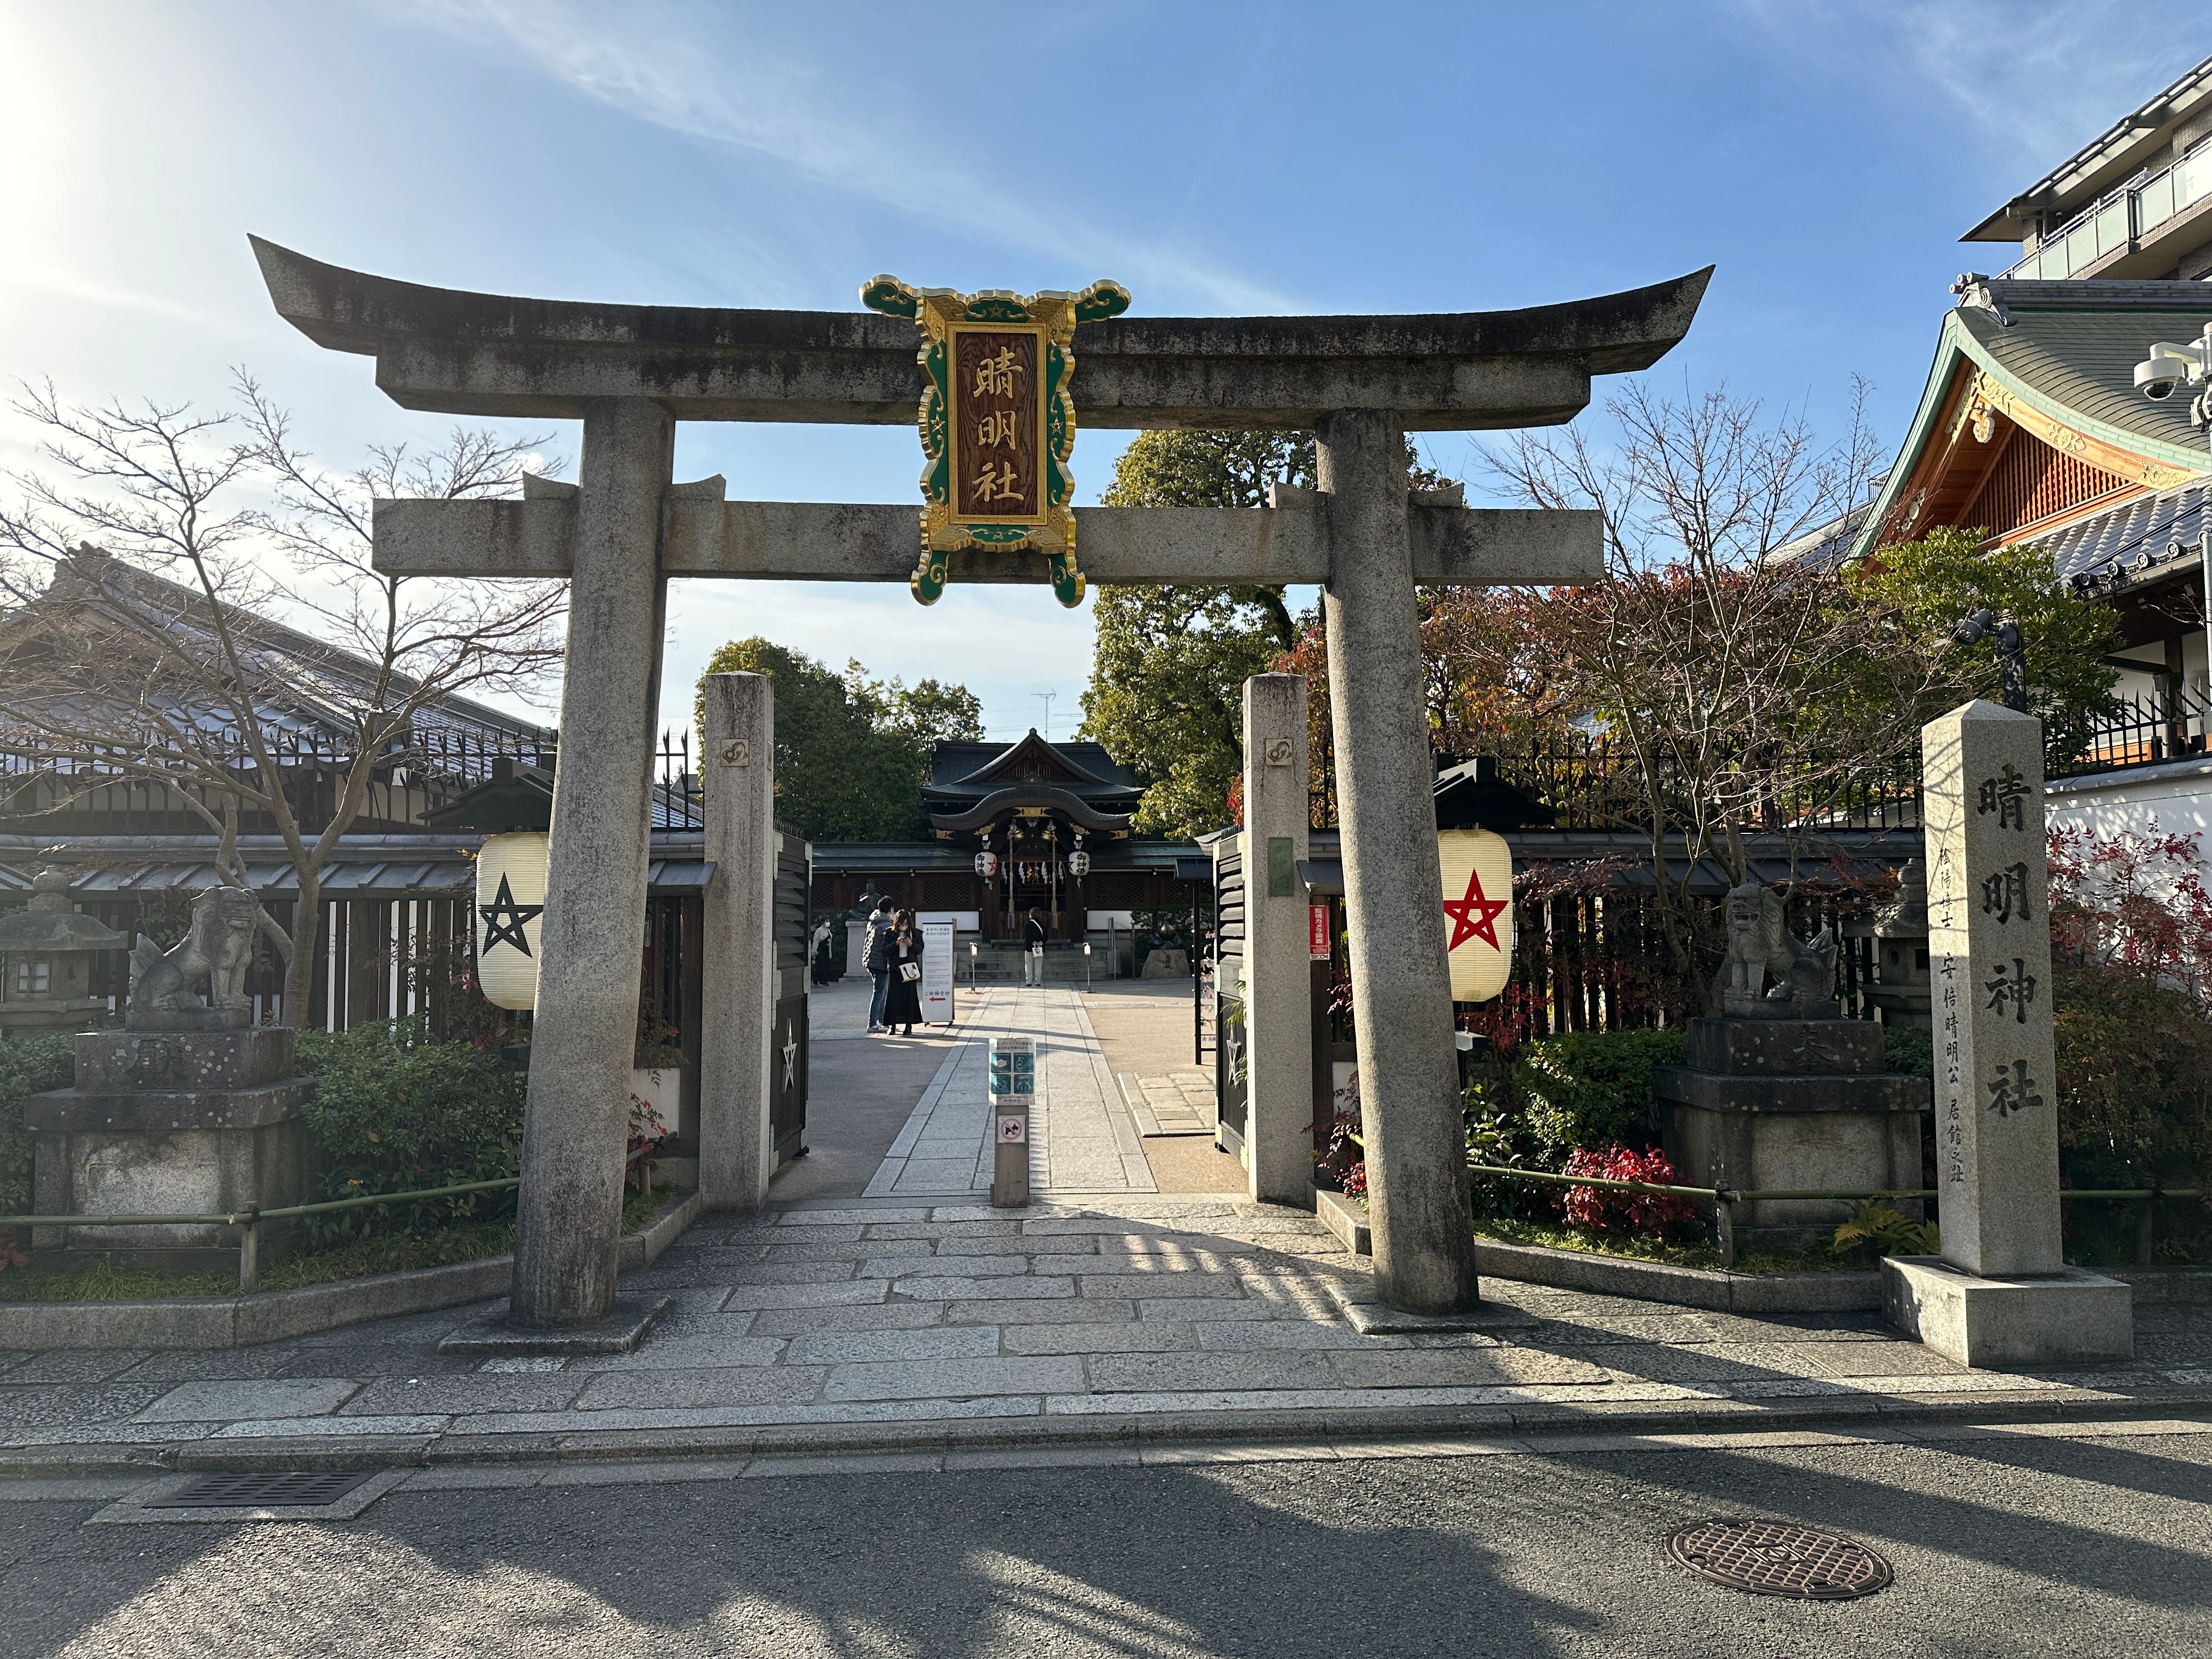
[1853,526,2120,757]
[696,638,975,842]
[848,669,984,749]
[1083,586,1294,838]
[1082,430,1317,838]
[1082,427,1459,839]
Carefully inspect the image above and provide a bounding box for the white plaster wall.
[2046,760,2212,851]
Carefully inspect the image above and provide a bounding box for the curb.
[7,1383,2210,1481]
[1,1189,704,1351]
[1316,1201,2212,1317]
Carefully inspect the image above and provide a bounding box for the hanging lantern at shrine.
[974,840,998,878]
[1066,830,1090,877]
[1437,827,1514,1002]
[475,831,549,1011]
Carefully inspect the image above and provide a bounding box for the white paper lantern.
[1437,827,1515,1003]
[475,831,549,1011]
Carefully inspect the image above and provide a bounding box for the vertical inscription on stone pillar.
[1922,699,2063,1278]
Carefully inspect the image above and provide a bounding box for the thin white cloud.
[0,267,249,336]
[383,0,1299,313]
[1725,0,2194,176]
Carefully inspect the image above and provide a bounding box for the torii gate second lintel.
[249,238,1711,1330]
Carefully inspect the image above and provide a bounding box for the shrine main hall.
[809,729,1200,950]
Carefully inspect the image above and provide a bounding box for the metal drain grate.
[146,1471,375,1510]
[1667,1517,1892,1600]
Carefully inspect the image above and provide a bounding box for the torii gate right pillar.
[1320,409,1480,1314]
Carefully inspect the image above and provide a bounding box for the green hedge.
[1513,1028,1686,1165]
[296,1018,526,1239]
[0,1035,76,1217]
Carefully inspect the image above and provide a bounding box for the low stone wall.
[5,1188,703,1351]
[1314,1188,2210,1314]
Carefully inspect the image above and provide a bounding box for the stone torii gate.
[249,238,1709,1327]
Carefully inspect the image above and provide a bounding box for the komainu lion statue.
[1716,880,1837,1012]
[128,886,261,1025]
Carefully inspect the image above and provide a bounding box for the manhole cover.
[1666,1517,1892,1600]
[146,1471,374,1509]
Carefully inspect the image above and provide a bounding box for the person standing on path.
[1023,906,1047,988]
[882,907,925,1036]
[864,899,895,1032]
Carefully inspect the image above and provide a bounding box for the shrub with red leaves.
[1561,1143,1700,1234]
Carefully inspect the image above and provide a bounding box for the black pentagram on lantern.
[478,873,544,956]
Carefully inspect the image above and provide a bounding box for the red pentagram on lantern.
[1443,864,1510,952]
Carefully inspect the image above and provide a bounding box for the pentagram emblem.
[1442,865,1510,952]
[479,873,543,956]
[781,1023,799,1090]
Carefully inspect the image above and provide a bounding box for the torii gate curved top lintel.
[250,237,1710,432]
[247,234,1712,1332]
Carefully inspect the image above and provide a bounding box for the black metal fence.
[0,727,704,834]
[1472,738,1923,834]
[2050,688,2212,780]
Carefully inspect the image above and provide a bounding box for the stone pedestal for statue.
[1883,700,2131,1368]
[27,1028,313,1274]
[24,887,314,1274]
[1652,880,1926,1250]
[1654,1014,1929,1251]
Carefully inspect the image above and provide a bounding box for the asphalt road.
[4,1431,2209,1657]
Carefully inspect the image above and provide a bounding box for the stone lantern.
[0,868,127,1039]
[1864,857,1932,1031]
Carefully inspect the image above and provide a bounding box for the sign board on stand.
[988,1035,1035,1207]
[918,915,957,1025]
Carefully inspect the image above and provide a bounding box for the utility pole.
[1032,690,1057,738]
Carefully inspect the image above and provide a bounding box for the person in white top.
[1022,907,1046,987]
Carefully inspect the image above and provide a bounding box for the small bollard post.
[989,1035,1035,1208]
[236,1212,262,1294]
[968,940,978,991]
[1083,940,1092,991]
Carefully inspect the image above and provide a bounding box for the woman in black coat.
[882,909,925,1035]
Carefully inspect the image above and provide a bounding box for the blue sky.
[2,1,2204,741]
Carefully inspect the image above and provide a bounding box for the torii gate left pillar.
[513,400,672,1325]
[249,236,1709,1328]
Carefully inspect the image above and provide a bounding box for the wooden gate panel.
[771,832,811,1166]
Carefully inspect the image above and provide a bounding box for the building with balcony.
[1849,56,2212,845]
[1967,55,2212,283]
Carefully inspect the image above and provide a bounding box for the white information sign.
[919,918,956,1025]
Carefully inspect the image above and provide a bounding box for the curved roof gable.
[1851,281,2212,561]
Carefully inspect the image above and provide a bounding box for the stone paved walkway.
[863,989,1155,1197]
[2,1195,2207,1474]
[1119,1069,1218,1137]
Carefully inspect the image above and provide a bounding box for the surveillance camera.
[2136,346,2198,400]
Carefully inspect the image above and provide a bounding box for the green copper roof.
[1852,280,2212,561]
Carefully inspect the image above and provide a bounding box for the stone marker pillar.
[1240,673,1315,1207]
[1884,699,2131,1366]
[1318,409,1481,1315]
[698,672,777,1211]
[510,397,674,1329]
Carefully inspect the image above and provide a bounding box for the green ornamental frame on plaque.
[860,273,1131,607]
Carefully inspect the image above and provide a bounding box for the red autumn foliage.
[1561,1143,1700,1233]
